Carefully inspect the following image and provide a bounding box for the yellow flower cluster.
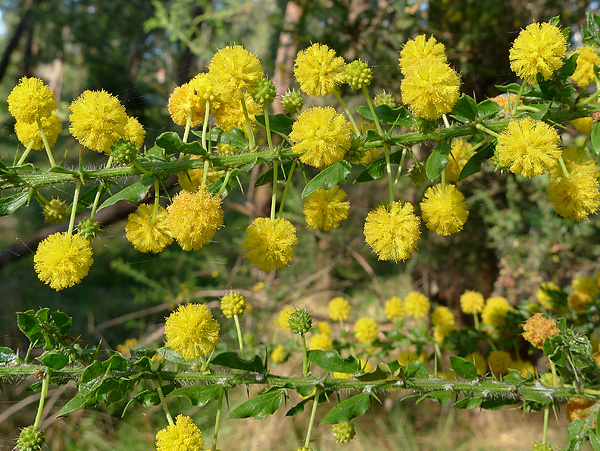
[8,77,57,124]
[459,290,485,314]
[328,297,351,322]
[303,187,350,231]
[404,291,430,319]
[242,218,297,272]
[522,313,559,349]
[354,317,379,345]
[125,204,173,253]
[294,43,346,96]
[420,184,469,236]
[164,303,220,360]
[547,158,599,221]
[155,415,204,451]
[481,296,513,329]
[15,114,62,150]
[309,332,333,350]
[445,139,474,183]
[384,296,405,321]
[220,292,247,318]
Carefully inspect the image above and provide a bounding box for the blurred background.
[1,1,600,449]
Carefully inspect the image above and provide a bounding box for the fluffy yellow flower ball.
[400,58,460,120]
[155,415,203,451]
[481,296,514,329]
[445,139,474,183]
[289,106,352,168]
[125,204,173,253]
[167,188,224,251]
[328,297,351,322]
[487,350,513,375]
[309,332,334,350]
[124,116,146,149]
[220,292,247,318]
[15,114,62,151]
[164,303,220,360]
[384,296,405,321]
[364,201,421,262]
[354,317,379,345]
[571,117,594,134]
[420,184,469,236]
[404,291,430,319]
[397,350,420,366]
[460,290,485,314]
[8,76,57,123]
[572,275,600,298]
[168,83,206,128]
[568,291,593,313]
[522,313,559,350]
[399,35,447,75]
[213,91,262,133]
[547,159,600,221]
[303,186,350,231]
[495,118,561,177]
[242,217,297,272]
[572,45,600,88]
[294,43,346,96]
[69,90,128,153]
[209,45,264,92]
[34,232,94,291]
[509,22,567,83]
[431,306,455,327]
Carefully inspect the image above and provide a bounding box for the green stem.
[17,140,34,166]
[278,160,296,218]
[301,334,309,377]
[362,86,383,135]
[333,90,360,135]
[211,388,225,451]
[442,114,451,128]
[473,313,479,331]
[392,148,407,195]
[152,178,160,224]
[33,371,50,428]
[67,180,82,237]
[132,161,152,176]
[383,144,394,203]
[36,117,56,167]
[233,314,244,354]
[558,156,570,179]
[434,343,445,373]
[90,157,113,220]
[304,386,321,448]
[271,160,278,221]
[264,104,275,153]
[155,379,174,426]
[183,111,192,144]
[201,159,211,187]
[542,404,549,444]
[516,105,541,113]
[579,88,600,105]
[512,82,527,116]
[240,94,256,150]
[441,168,446,193]
[217,170,232,196]
[474,123,500,138]
[550,360,559,387]
[202,101,210,151]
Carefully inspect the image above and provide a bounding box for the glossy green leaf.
[404,360,430,378]
[320,392,370,425]
[169,384,223,407]
[449,94,478,123]
[255,114,295,135]
[80,361,105,385]
[207,127,249,149]
[458,142,495,181]
[449,356,478,380]
[0,190,28,216]
[355,105,413,126]
[211,352,265,372]
[286,397,312,417]
[477,99,501,120]
[416,390,453,405]
[16,311,43,344]
[301,161,352,198]
[452,395,482,409]
[590,431,600,451]
[156,131,208,155]
[591,122,600,157]
[425,141,451,181]
[229,390,284,419]
[37,351,69,370]
[98,177,154,211]
[156,347,188,364]
[51,311,72,335]
[309,350,359,374]
[56,394,90,417]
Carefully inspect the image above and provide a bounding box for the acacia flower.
[294,43,346,96]
[164,303,219,360]
[328,297,351,321]
[125,204,173,253]
[445,139,474,183]
[364,201,421,262]
[509,22,567,82]
[309,332,333,350]
[212,90,262,133]
[431,306,455,327]
[15,114,62,150]
[404,291,430,319]
[242,217,297,272]
[399,35,447,75]
[316,321,332,335]
[303,186,350,231]
[289,106,352,168]
[460,290,485,314]
[487,350,512,375]
[271,345,288,363]
[571,117,593,134]
[400,58,460,120]
[354,317,379,345]
[8,76,56,123]
[495,118,561,177]
[69,90,128,153]
[166,188,224,251]
[481,296,514,328]
[178,155,224,192]
[220,292,247,318]
[34,232,94,291]
[124,116,146,149]
[209,45,264,92]
[155,415,204,451]
[572,275,600,298]
[420,184,469,236]
[384,296,405,321]
[168,83,206,128]
[522,313,559,349]
[547,159,600,221]
[572,45,600,88]
[434,323,456,344]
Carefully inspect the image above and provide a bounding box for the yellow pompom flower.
[573,275,600,298]
[487,350,512,375]
[34,232,93,291]
[15,113,62,150]
[399,35,447,75]
[420,184,469,236]
[384,296,405,321]
[275,307,295,330]
[125,204,173,253]
[155,415,204,451]
[537,282,561,311]
[164,303,219,360]
[481,296,514,329]
[572,45,600,88]
[289,106,352,168]
[309,332,334,350]
[168,83,206,128]
[213,91,262,133]
[329,297,351,321]
[8,76,56,123]
[509,22,567,83]
[354,317,379,345]
[460,290,485,314]
[445,139,474,183]
[431,306,455,327]
[364,201,421,262]
[167,188,224,251]
[405,291,430,319]
[294,43,346,96]
[220,292,247,318]
[189,72,224,110]
[303,186,350,231]
[547,160,600,221]
[511,359,536,377]
[568,291,593,313]
[124,116,145,149]
[495,118,561,177]
[178,156,224,192]
[522,313,559,349]
[69,90,128,153]
[316,321,332,335]
[242,217,297,272]
[209,45,264,92]
[271,345,288,363]
[400,58,460,120]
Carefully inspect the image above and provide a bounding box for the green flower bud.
[295,448,313,451]
[252,77,276,105]
[111,139,138,165]
[77,217,101,240]
[332,421,356,443]
[346,136,368,165]
[42,198,68,225]
[282,89,304,115]
[408,161,428,185]
[532,443,553,451]
[373,91,396,108]
[288,309,312,335]
[221,292,247,318]
[16,426,45,451]
[413,117,437,134]
[346,60,373,90]
[491,152,509,171]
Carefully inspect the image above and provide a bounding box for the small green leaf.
[449,356,478,380]
[416,390,453,405]
[156,131,208,155]
[567,419,585,444]
[286,398,312,417]
[0,347,17,363]
[591,122,600,156]
[320,392,370,425]
[56,394,91,417]
[0,191,28,216]
[354,105,413,126]
[458,142,495,181]
[156,347,188,364]
[561,53,578,78]
[254,160,295,188]
[452,395,482,409]
[37,351,69,370]
[80,361,105,384]
[229,390,284,419]
[50,311,72,335]
[98,177,154,211]
[169,385,223,407]
[255,114,295,135]
[590,431,600,451]
[301,161,352,198]
[309,350,358,374]
[404,360,430,378]
[16,311,44,345]
[477,99,501,120]
[425,141,451,181]
[211,352,265,372]
[354,149,405,183]
[207,127,249,149]
[449,94,478,123]
[123,388,161,417]
[523,390,552,405]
